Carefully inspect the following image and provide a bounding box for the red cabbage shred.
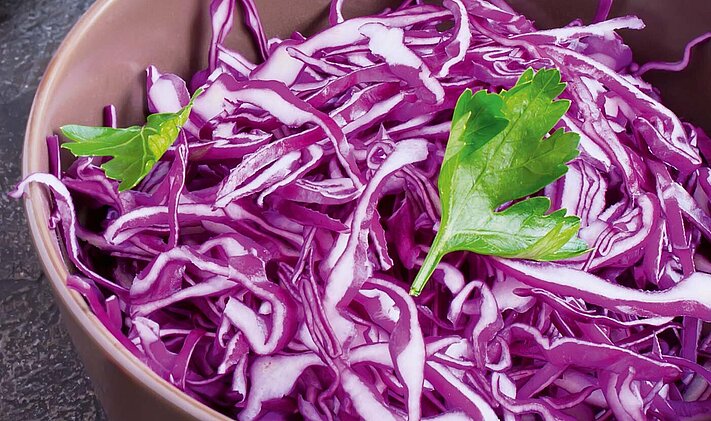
[11,0,711,419]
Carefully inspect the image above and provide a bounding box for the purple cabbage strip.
[208,0,236,73]
[46,135,61,180]
[236,0,269,61]
[593,0,614,23]
[329,0,346,26]
[147,66,191,114]
[103,105,117,128]
[635,32,711,76]
[11,174,127,294]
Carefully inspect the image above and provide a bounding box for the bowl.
[21,0,711,419]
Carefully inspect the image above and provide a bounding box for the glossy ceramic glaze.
[22,0,710,419]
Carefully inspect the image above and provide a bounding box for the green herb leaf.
[411,68,589,296]
[60,88,202,191]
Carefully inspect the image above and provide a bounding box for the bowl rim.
[22,1,231,419]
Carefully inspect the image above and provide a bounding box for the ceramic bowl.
[21,0,710,419]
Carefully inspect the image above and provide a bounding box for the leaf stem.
[410,233,446,296]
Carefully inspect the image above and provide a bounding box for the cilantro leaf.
[411,68,589,296]
[60,88,202,191]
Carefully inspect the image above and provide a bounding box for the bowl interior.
[24,0,711,419]
[36,0,711,138]
[509,0,711,133]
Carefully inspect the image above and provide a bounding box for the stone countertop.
[0,0,106,419]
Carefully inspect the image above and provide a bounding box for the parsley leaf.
[411,68,589,296]
[60,88,202,191]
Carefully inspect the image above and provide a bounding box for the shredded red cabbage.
[12,0,711,419]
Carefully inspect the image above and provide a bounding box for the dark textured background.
[0,0,106,419]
